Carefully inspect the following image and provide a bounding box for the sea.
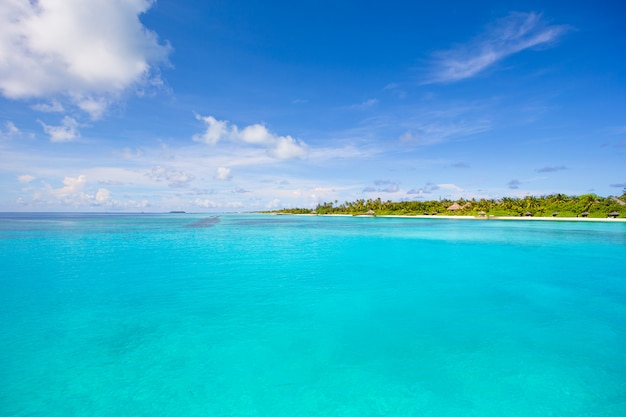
[1,213,625,416]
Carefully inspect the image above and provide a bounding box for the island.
[267,192,626,219]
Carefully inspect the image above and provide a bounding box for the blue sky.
[1,0,625,212]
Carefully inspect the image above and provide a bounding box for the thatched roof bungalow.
[608,211,620,218]
[447,202,462,211]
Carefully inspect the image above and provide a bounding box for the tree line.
[270,192,626,218]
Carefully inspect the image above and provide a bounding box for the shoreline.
[274,213,626,223]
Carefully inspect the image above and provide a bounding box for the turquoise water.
[1,213,625,416]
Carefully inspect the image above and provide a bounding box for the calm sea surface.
[1,213,625,416]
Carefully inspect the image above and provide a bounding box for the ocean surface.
[1,213,625,416]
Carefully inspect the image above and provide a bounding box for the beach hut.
[478,211,486,217]
[447,202,462,211]
[552,212,559,217]
[608,211,619,218]
[580,211,589,218]
[524,212,533,217]
[423,212,429,215]
[365,209,375,216]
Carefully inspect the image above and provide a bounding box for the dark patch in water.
[184,216,220,228]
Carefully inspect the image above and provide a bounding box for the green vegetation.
[269,191,626,218]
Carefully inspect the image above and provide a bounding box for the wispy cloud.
[508,179,521,189]
[349,98,379,110]
[424,12,569,84]
[451,162,470,169]
[17,174,35,183]
[147,166,195,188]
[0,121,21,139]
[32,100,65,113]
[536,165,567,173]
[400,119,490,146]
[364,180,400,193]
[39,116,80,142]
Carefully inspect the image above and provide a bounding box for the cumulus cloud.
[425,12,569,84]
[50,175,87,197]
[39,116,80,142]
[0,0,171,117]
[214,167,232,181]
[27,174,145,208]
[148,166,194,188]
[192,115,229,146]
[268,136,308,159]
[95,188,111,203]
[193,114,308,159]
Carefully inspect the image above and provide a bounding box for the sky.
[1,0,625,212]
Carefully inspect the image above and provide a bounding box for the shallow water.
[1,213,625,416]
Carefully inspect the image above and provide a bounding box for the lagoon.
[1,213,625,416]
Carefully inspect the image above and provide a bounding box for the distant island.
[268,192,626,219]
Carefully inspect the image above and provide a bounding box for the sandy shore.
[307,214,626,222]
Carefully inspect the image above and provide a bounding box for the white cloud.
[95,188,111,203]
[400,119,490,146]
[32,174,146,208]
[425,12,569,84]
[214,167,232,181]
[268,136,308,159]
[237,124,276,146]
[192,115,229,145]
[0,0,171,117]
[51,175,87,197]
[193,115,308,159]
[17,174,35,183]
[0,121,20,140]
[266,198,281,209]
[31,100,65,113]
[194,198,220,208]
[40,116,80,142]
[148,166,194,188]
[349,98,379,110]
[437,183,464,192]
[75,96,109,120]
